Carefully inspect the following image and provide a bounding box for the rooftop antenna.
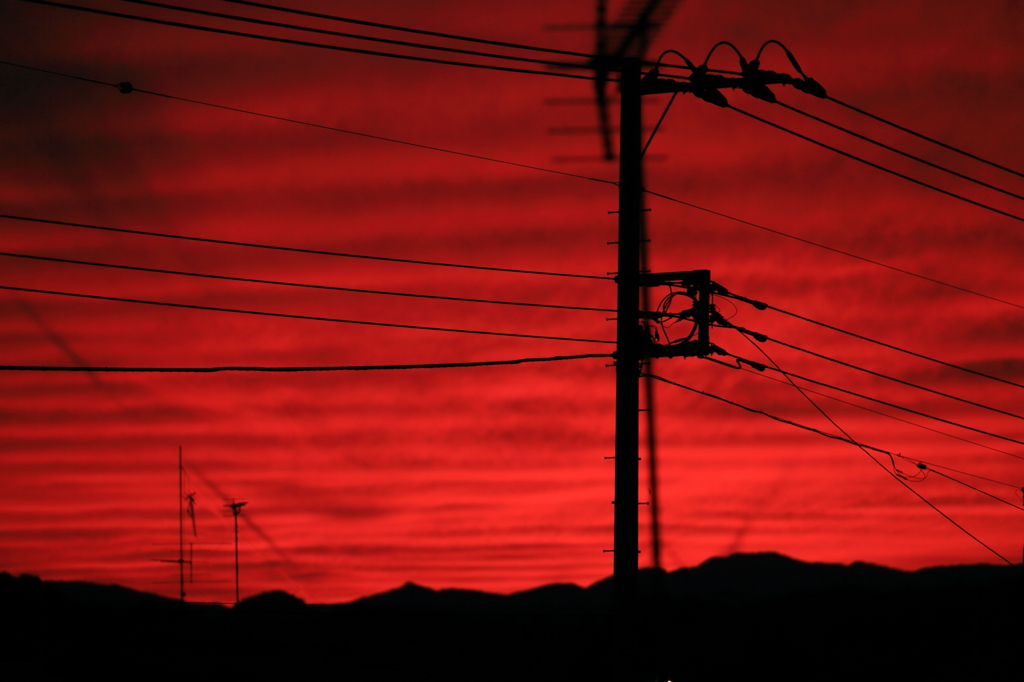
[178,446,185,601]
[185,489,197,584]
[157,446,196,602]
[226,500,248,604]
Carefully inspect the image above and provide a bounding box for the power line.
[735,334,906,472]
[727,104,1024,225]
[721,352,1024,452]
[219,0,595,59]
[0,284,615,345]
[644,189,1023,312]
[0,353,612,372]
[928,469,1022,510]
[0,59,115,88]
[671,358,1016,560]
[778,100,1024,203]
[0,251,615,313]
[735,337,1013,564]
[725,326,1024,422]
[720,295,1024,391]
[20,0,599,81]
[734,363,1022,461]
[217,0,714,77]
[740,332,1024,493]
[644,372,896,456]
[0,214,611,281]
[0,60,617,188]
[911,458,1021,492]
[827,95,1024,181]
[117,0,592,71]
[6,59,1020,312]
[7,50,1021,457]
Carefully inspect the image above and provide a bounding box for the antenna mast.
[226,500,247,604]
[178,445,185,602]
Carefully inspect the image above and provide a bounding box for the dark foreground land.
[2,553,1020,680]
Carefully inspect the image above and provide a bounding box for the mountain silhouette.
[2,553,1019,680]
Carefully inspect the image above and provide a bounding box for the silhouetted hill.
[338,551,1019,613]
[2,553,1020,680]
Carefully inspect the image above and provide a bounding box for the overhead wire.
[827,95,1024,180]
[749,39,1024,182]
[0,353,612,372]
[19,250,1011,477]
[910,459,1021,492]
[216,0,720,76]
[0,60,617,188]
[695,378,1024,507]
[642,372,896,456]
[777,100,1024,203]
[19,0,600,81]
[641,91,678,158]
[0,251,615,313]
[218,0,595,59]
[730,327,1024,486]
[8,53,1024,462]
[654,359,1023,547]
[727,104,1024,225]
[726,336,910,478]
[115,0,594,71]
[0,214,611,281]
[644,189,1023,312]
[719,293,1024,390]
[719,352,1024,453]
[712,248,1024,534]
[736,335,1014,564]
[733,363,1023,460]
[701,40,746,68]
[722,325,1024,421]
[3,61,1020,310]
[927,469,1022,510]
[0,284,615,345]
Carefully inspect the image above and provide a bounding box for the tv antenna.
[157,446,197,602]
[226,500,248,604]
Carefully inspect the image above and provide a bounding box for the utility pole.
[613,57,643,619]
[610,47,825,600]
[587,4,679,619]
[601,30,827,679]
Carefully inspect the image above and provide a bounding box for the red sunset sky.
[1,0,1022,604]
